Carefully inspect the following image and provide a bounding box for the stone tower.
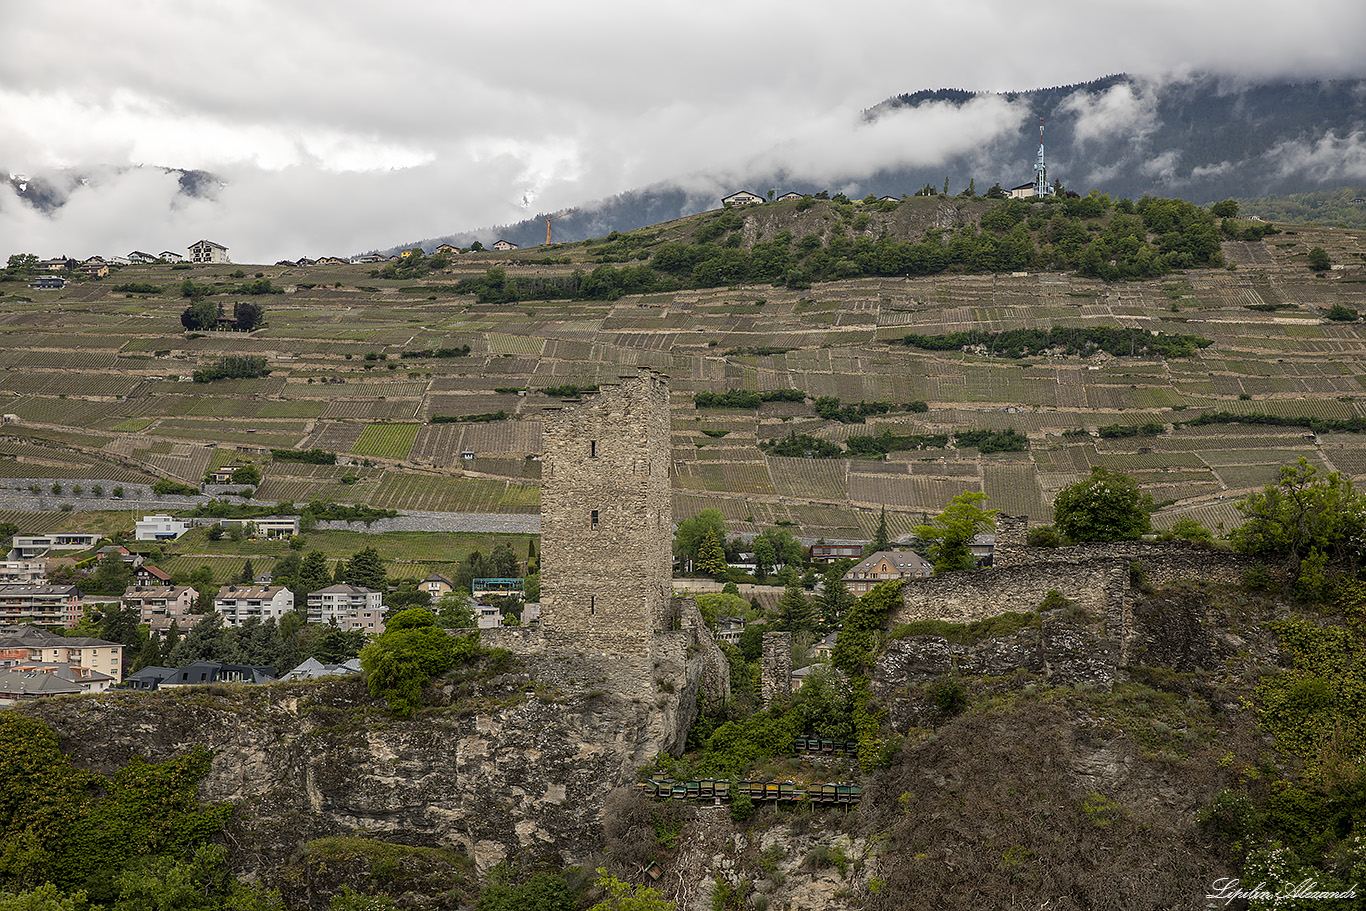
[538,368,673,656]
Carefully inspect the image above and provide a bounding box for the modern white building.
[10,533,101,559]
[306,584,384,629]
[0,560,47,584]
[135,515,190,541]
[215,585,294,627]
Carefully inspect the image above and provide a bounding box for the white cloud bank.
[1,0,1363,262]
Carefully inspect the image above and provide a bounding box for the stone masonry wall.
[892,517,1266,668]
[538,368,672,662]
[892,561,1123,631]
[761,631,792,708]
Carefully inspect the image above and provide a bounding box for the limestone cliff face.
[23,659,705,878]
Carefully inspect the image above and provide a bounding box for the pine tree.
[870,507,891,554]
[345,546,387,591]
[776,583,814,632]
[238,559,255,584]
[697,527,729,578]
[298,551,332,595]
[818,566,855,630]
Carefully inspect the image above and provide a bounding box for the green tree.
[230,464,261,485]
[775,582,814,632]
[1052,467,1153,543]
[358,608,477,717]
[233,300,265,331]
[297,551,332,595]
[0,883,88,911]
[751,535,776,581]
[913,491,998,573]
[696,527,729,579]
[477,869,574,911]
[1230,458,1366,587]
[179,297,217,330]
[434,591,475,629]
[674,509,726,565]
[1307,246,1331,271]
[98,604,143,653]
[1210,199,1239,218]
[817,562,856,630]
[869,507,891,554]
[238,559,255,584]
[4,253,39,275]
[586,869,675,911]
[80,553,134,596]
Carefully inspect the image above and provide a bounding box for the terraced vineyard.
[3,199,1366,541]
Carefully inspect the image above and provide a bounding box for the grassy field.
[3,204,1366,542]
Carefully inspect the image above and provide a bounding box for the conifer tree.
[697,527,729,578]
[869,507,892,554]
[776,582,814,632]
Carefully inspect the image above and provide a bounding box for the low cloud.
[1058,79,1161,145]
[1264,130,1366,181]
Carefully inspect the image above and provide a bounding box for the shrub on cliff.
[359,608,479,717]
[1052,466,1153,543]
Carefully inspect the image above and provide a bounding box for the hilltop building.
[721,190,764,207]
[188,239,230,264]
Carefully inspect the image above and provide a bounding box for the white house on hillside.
[722,190,764,207]
[215,585,294,627]
[188,239,231,264]
[135,515,190,541]
[305,585,386,635]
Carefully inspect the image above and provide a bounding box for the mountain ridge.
[386,72,1366,253]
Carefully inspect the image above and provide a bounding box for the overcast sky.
[2,0,1363,263]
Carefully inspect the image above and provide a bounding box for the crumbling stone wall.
[537,367,673,659]
[893,514,1269,668]
[483,367,728,723]
[761,631,792,708]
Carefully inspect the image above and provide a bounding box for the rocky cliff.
[23,648,708,883]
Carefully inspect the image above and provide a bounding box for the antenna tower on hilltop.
[1033,116,1054,198]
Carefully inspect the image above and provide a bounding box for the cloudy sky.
[2,0,1363,264]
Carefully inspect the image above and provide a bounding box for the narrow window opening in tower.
[591,509,599,529]
[590,595,595,615]
[590,440,597,458]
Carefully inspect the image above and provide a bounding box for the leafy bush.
[759,432,842,459]
[152,477,199,496]
[359,608,480,717]
[953,428,1028,453]
[192,355,270,383]
[1027,525,1062,547]
[888,610,1039,645]
[430,411,507,424]
[901,326,1212,359]
[271,448,336,464]
[540,383,598,398]
[694,389,804,409]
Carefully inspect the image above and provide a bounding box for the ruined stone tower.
[538,367,673,656]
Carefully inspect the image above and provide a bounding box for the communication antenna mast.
[544,208,580,245]
[1033,116,1053,198]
